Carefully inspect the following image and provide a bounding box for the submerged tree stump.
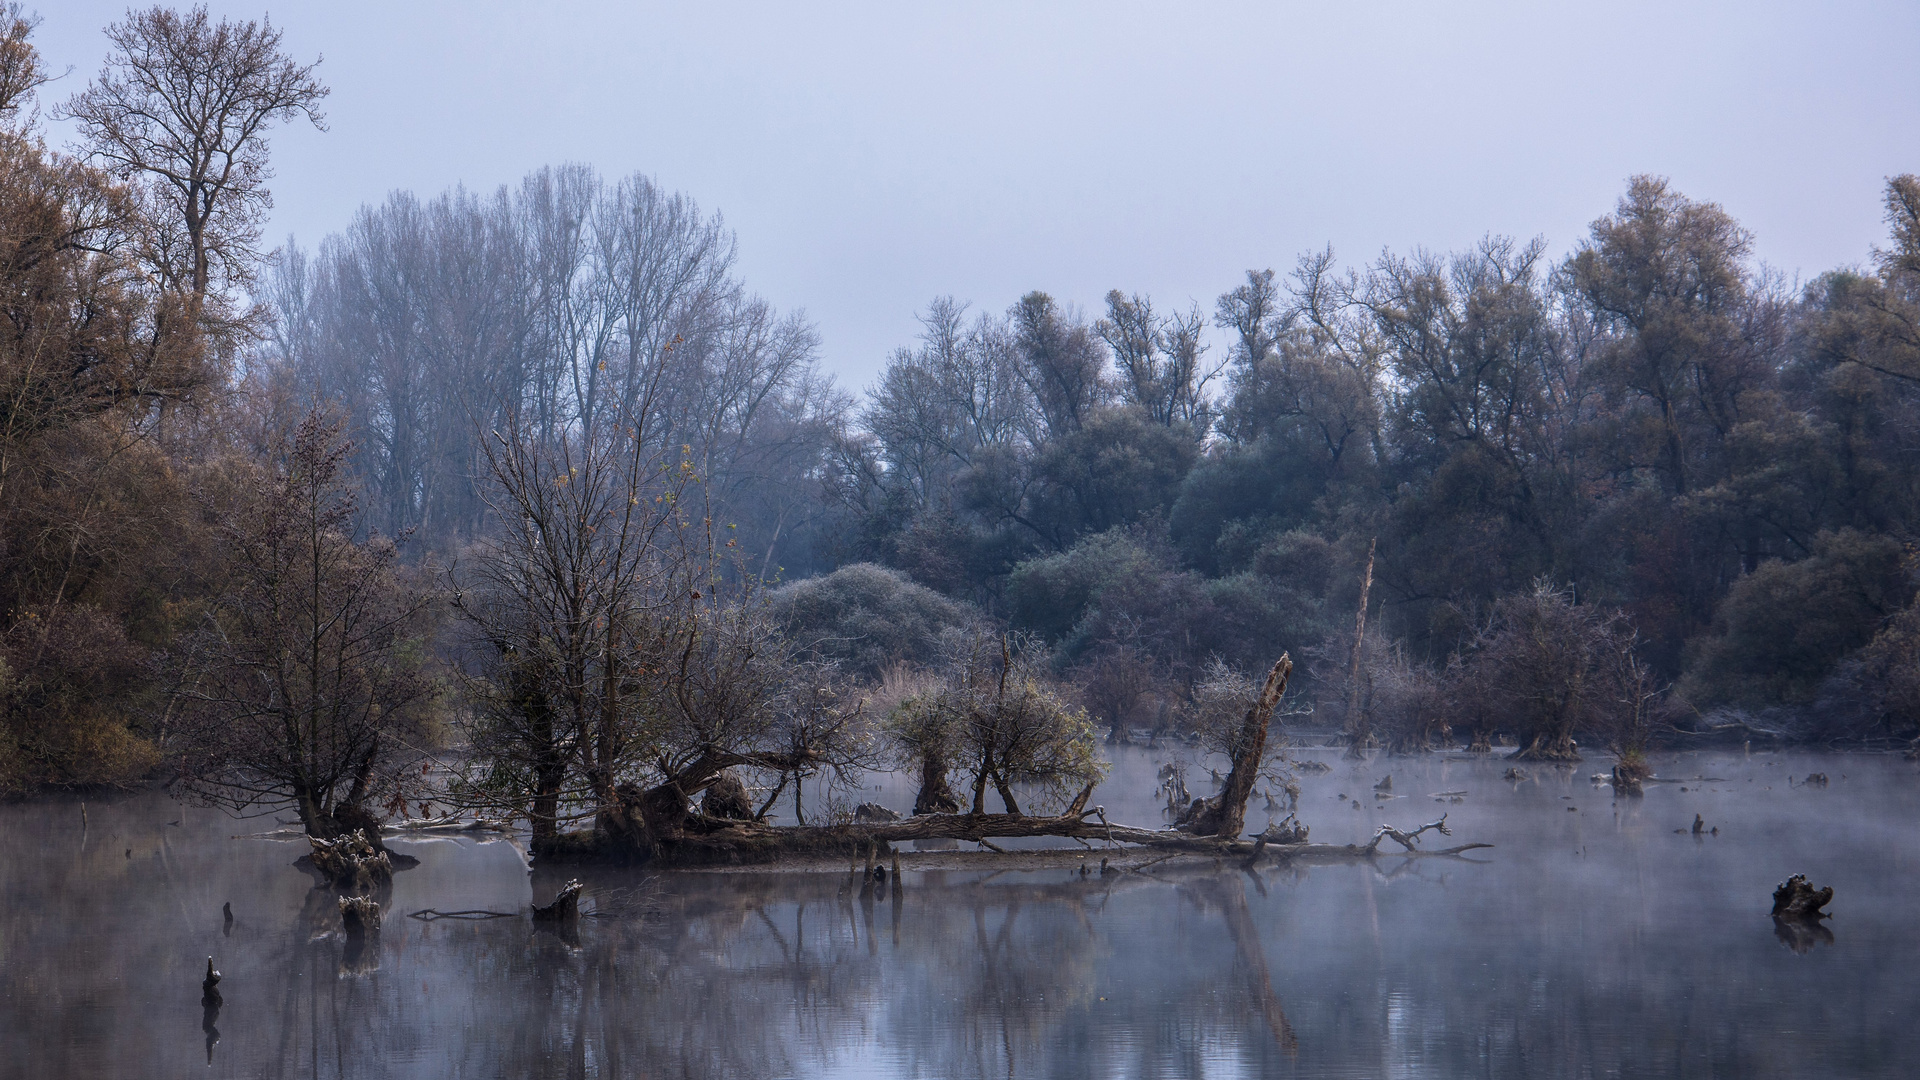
[1254,815,1309,844]
[1611,758,1649,796]
[307,829,393,891]
[339,894,381,935]
[200,956,222,1006]
[533,879,584,922]
[1771,874,1834,921]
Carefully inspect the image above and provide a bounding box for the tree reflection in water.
[6,752,1920,1078]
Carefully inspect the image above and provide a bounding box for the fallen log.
[637,802,1490,864]
[385,815,512,834]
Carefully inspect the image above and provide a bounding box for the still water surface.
[2,746,1915,1079]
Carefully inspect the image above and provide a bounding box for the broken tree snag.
[1771,874,1834,921]
[339,894,381,935]
[307,830,393,891]
[1181,655,1293,840]
[533,879,584,922]
[201,957,222,1006]
[1345,538,1377,755]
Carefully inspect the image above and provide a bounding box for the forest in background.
[7,7,1920,843]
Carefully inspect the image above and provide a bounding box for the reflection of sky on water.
[3,746,1914,1078]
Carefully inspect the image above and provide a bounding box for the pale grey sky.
[32,1,1920,387]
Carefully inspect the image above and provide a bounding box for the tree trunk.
[1183,654,1292,839]
[913,753,960,815]
[992,770,1022,816]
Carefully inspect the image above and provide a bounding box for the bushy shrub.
[884,630,1105,816]
[1681,530,1912,708]
[767,563,979,681]
[1447,581,1643,760]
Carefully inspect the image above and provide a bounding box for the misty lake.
[3,745,1915,1079]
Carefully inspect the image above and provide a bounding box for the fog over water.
[5,746,1914,1079]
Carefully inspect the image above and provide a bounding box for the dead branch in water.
[1361,814,1453,853]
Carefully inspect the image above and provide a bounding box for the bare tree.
[1096,290,1219,430]
[60,5,327,311]
[1011,292,1109,438]
[1451,580,1640,761]
[451,393,693,850]
[170,408,437,836]
[452,374,878,857]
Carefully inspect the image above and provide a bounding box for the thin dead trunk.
[1345,539,1376,753]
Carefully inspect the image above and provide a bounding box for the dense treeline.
[818,176,1920,751]
[6,5,1920,836]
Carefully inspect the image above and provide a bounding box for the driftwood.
[385,814,512,834]
[1360,814,1454,853]
[307,829,393,891]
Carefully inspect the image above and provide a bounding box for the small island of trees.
[3,7,1919,871]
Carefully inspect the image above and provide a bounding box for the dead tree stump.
[1611,759,1648,796]
[307,830,393,891]
[200,957,222,1006]
[533,879,584,922]
[1771,874,1833,921]
[339,894,381,936]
